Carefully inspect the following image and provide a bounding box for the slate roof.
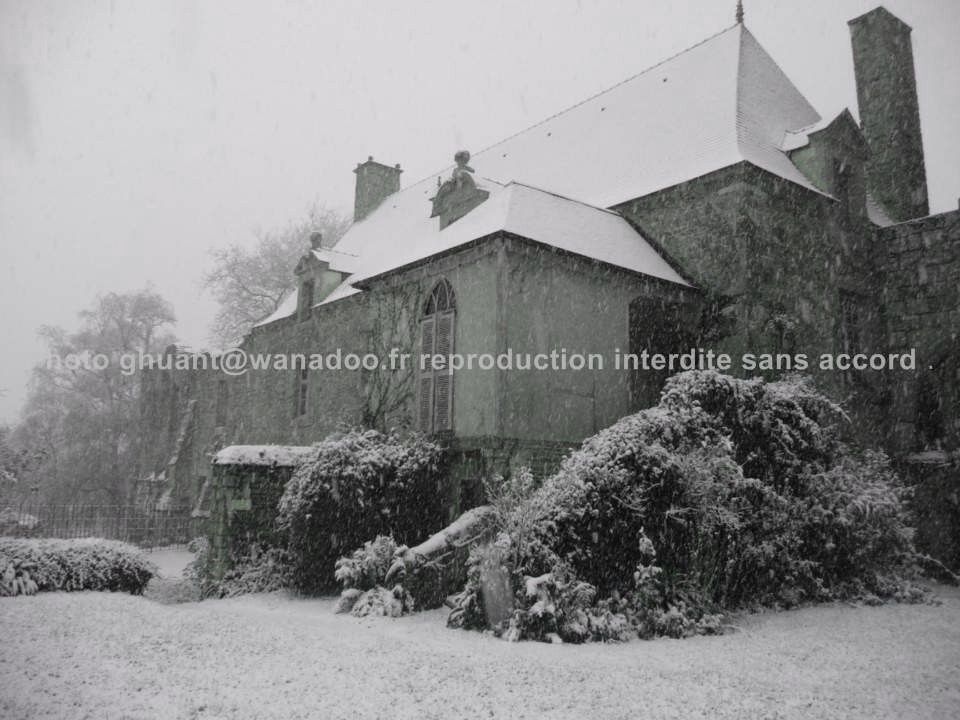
[337,181,689,289]
[422,23,822,208]
[261,22,827,325]
[254,181,689,326]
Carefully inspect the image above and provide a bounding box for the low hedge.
[0,537,156,596]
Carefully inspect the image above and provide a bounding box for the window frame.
[295,366,309,417]
[419,279,456,434]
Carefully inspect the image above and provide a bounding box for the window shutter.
[419,374,434,432]
[418,317,436,432]
[434,310,455,431]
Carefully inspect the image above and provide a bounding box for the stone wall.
[499,234,697,440]
[137,355,228,513]
[616,160,889,448]
[205,463,297,580]
[880,209,960,453]
[140,229,703,518]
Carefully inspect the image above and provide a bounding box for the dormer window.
[429,150,489,229]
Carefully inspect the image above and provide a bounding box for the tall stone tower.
[849,6,929,222]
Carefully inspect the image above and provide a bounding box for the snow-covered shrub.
[349,584,415,618]
[334,535,398,591]
[449,370,920,642]
[277,429,445,594]
[332,535,405,614]
[184,536,210,582]
[1,557,38,596]
[182,535,217,597]
[0,538,155,595]
[335,505,497,615]
[207,545,293,598]
[331,539,417,616]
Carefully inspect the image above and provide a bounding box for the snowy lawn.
[144,548,194,580]
[1,587,959,720]
[142,548,199,605]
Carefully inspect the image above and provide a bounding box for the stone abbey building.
[139,7,958,525]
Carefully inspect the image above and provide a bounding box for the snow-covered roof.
[780,109,865,158]
[263,23,823,324]
[310,246,361,273]
[780,116,837,152]
[336,181,689,292]
[213,445,316,467]
[253,247,363,326]
[255,292,299,327]
[419,24,820,208]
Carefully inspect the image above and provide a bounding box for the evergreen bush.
[0,537,155,595]
[449,371,923,642]
[277,429,445,594]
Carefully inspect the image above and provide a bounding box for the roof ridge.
[407,22,743,191]
[505,180,625,217]
[313,246,359,258]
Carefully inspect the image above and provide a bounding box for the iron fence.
[0,502,202,549]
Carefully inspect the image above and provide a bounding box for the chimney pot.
[309,232,323,250]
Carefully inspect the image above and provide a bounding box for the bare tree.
[362,284,423,430]
[16,288,176,504]
[204,203,351,347]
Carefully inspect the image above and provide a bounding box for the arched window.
[424,278,455,315]
[419,279,456,433]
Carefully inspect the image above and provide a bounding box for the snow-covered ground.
[2,587,959,720]
[144,548,194,579]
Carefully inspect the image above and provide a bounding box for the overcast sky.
[1,0,958,422]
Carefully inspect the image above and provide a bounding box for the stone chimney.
[849,6,928,222]
[353,157,402,222]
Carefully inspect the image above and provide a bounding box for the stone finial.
[309,232,323,250]
[430,149,488,228]
[736,0,744,24]
[451,150,475,188]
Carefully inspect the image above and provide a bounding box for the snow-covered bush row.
[277,430,446,594]
[0,537,155,595]
[448,371,924,642]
